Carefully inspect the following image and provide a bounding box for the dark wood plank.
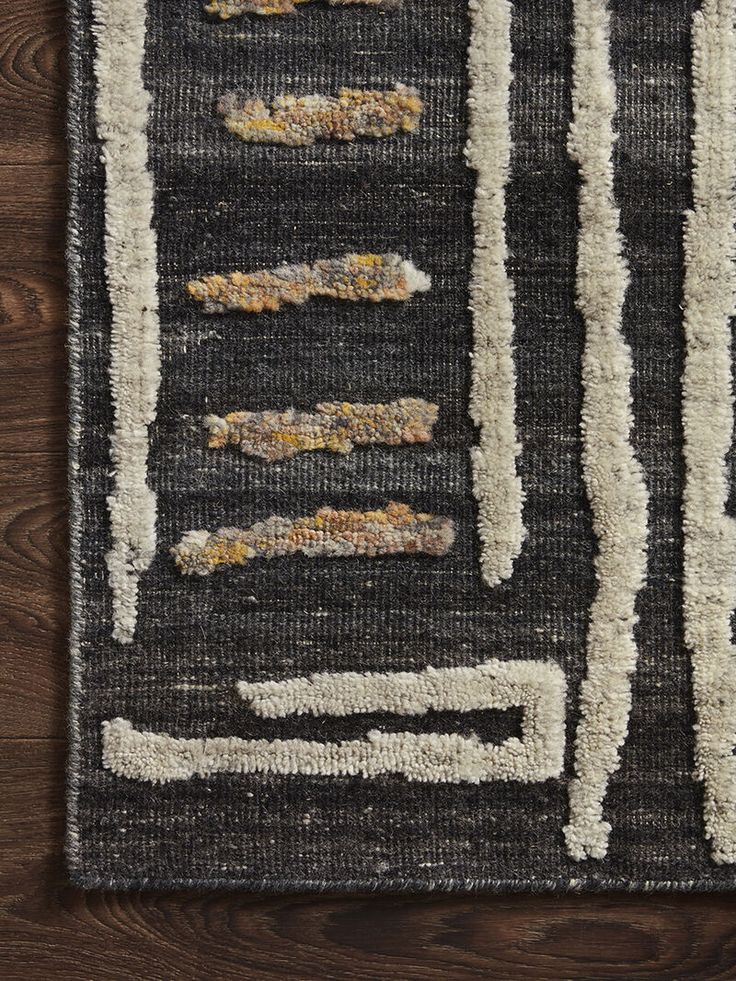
[0,481,67,738]
[0,0,65,164]
[0,265,67,456]
[0,263,67,738]
[1,0,736,974]
[0,168,66,261]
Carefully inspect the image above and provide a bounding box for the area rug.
[66,0,736,890]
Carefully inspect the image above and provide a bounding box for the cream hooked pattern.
[103,660,566,784]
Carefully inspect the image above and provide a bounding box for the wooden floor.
[2,1,736,977]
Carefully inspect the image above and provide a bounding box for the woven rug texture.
[66,0,736,890]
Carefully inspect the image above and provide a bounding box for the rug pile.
[67,0,736,890]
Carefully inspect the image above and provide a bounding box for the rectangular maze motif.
[66,0,736,889]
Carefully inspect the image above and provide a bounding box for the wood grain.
[0,0,65,163]
[0,0,735,977]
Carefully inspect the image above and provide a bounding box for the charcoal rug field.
[67,0,736,890]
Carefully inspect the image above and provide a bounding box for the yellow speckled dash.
[204,399,438,462]
[218,85,422,147]
[205,0,400,20]
[171,503,454,576]
[187,253,430,314]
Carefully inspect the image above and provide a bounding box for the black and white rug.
[67,0,736,890]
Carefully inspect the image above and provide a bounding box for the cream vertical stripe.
[682,0,736,865]
[466,0,525,586]
[93,0,161,643]
[564,0,649,861]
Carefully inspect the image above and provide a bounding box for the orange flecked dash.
[171,503,455,576]
[217,85,422,147]
[186,253,430,314]
[204,0,400,20]
[204,399,439,462]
